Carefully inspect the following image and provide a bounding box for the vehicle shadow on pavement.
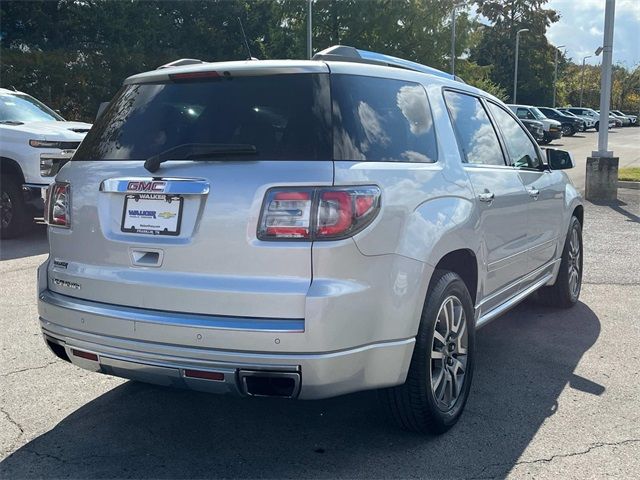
[0,223,48,260]
[0,302,601,479]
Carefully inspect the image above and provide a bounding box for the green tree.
[556,61,640,112]
[470,0,559,104]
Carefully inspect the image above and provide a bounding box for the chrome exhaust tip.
[238,370,301,399]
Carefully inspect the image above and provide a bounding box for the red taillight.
[169,71,220,81]
[258,186,380,241]
[317,191,352,236]
[260,189,313,239]
[46,182,71,228]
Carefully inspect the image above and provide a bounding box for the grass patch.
[619,167,640,182]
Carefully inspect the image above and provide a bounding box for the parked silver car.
[38,46,584,434]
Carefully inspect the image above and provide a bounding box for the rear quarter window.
[332,75,437,163]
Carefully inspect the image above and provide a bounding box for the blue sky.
[546,0,639,67]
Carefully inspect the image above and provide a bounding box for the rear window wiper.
[144,143,258,173]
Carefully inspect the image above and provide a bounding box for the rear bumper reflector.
[71,349,98,361]
[183,369,225,381]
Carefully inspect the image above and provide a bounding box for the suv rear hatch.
[46,64,332,319]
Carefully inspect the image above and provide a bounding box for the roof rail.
[157,58,206,70]
[313,45,463,82]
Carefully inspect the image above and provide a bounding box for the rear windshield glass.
[74,74,332,161]
[332,75,437,163]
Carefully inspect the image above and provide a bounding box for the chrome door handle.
[478,192,495,203]
[528,188,540,199]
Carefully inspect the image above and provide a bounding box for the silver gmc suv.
[38,46,583,434]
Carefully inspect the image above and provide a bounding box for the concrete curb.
[618,180,640,190]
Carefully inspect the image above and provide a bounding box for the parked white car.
[564,107,615,131]
[611,110,637,126]
[507,104,562,144]
[606,110,631,126]
[557,108,596,131]
[0,88,91,237]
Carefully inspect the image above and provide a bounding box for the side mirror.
[96,102,110,120]
[546,148,574,170]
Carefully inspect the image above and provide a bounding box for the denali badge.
[52,278,81,290]
[53,259,68,269]
[127,180,167,193]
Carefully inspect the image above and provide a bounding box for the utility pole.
[450,3,465,76]
[552,45,565,107]
[512,28,529,104]
[579,56,592,107]
[307,0,313,59]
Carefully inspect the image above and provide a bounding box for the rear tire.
[0,176,27,239]
[536,216,583,308]
[595,121,600,132]
[381,270,475,434]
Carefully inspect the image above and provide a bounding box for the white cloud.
[548,0,640,67]
[589,26,603,37]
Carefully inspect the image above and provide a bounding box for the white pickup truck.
[0,88,91,238]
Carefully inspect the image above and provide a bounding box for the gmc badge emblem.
[127,180,167,192]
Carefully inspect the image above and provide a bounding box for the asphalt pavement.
[0,130,639,479]
[545,126,640,191]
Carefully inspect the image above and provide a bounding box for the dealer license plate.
[121,194,183,236]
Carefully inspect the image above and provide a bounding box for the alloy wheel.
[430,295,468,411]
[567,226,582,298]
[0,191,13,229]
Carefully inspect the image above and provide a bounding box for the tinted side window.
[332,75,437,162]
[488,103,542,170]
[516,108,532,120]
[443,91,505,166]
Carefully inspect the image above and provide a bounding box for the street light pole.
[579,55,592,107]
[586,0,617,201]
[552,45,565,107]
[513,28,529,104]
[307,0,312,59]
[450,3,465,76]
[595,0,616,157]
